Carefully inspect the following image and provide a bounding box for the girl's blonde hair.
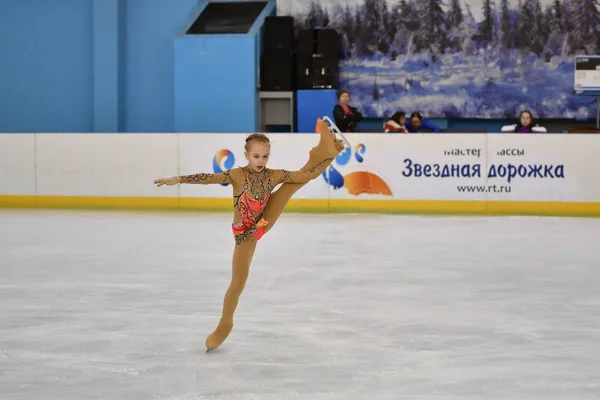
[245,133,270,151]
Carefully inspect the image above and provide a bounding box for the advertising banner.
[0,134,35,196]
[486,134,600,202]
[2,132,599,215]
[323,134,488,202]
[179,133,600,204]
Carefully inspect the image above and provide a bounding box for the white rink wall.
[1,133,600,215]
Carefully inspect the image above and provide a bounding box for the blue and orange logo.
[213,149,235,186]
[322,143,393,196]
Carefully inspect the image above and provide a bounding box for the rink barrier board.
[1,195,599,217]
[2,132,600,217]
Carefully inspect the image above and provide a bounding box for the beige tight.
[205,120,344,351]
[204,237,257,350]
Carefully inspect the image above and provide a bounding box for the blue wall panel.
[0,0,536,134]
[174,0,275,133]
[297,90,337,133]
[0,0,93,132]
[93,0,121,132]
[124,0,197,132]
[118,0,127,132]
[174,36,257,133]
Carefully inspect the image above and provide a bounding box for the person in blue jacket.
[406,112,440,133]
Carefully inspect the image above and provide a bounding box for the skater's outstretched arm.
[179,170,233,184]
[154,169,237,187]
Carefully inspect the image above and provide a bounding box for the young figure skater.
[154,118,346,351]
[501,110,547,133]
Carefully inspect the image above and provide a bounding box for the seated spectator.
[406,112,440,133]
[333,89,363,132]
[384,111,408,133]
[501,110,547,133]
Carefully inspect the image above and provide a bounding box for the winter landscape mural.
[277,0,600,119]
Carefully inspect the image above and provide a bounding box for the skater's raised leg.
[262,118,345,233]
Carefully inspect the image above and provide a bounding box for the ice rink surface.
[1,209,600,400]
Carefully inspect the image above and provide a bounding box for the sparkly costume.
[178,119,345,350]
[180,161,332,246]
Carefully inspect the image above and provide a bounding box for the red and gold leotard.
[179,163,329,245]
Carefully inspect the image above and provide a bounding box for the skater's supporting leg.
[205,237,258,350]
[262,119,344,232]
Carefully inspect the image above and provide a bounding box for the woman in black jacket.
[332,89,363,132]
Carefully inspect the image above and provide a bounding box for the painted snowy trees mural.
[278,0,599,119]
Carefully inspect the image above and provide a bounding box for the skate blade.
[322,116,352,147]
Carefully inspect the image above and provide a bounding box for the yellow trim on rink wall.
[1,195,599,217]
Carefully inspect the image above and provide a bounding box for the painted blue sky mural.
[278,0,600,119]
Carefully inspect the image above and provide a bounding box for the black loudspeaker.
[296,29,314,56]
[261,53,295,91]
[297,56,339,89]
[297,29,342,58]
[264,16,294,53]
[316,29,342,58]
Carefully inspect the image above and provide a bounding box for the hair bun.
[244,133,271,151]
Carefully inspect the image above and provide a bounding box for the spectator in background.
[333,89,363,132]
[501,110,547,133]
[384,111,409,133]
[406,112,440,133]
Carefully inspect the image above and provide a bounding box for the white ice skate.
[322,116,352,148]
